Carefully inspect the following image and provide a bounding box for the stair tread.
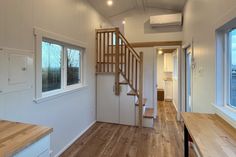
[119,80,128,84]
[127,90,137,96]
[143,108,154,118]
[135,98,147,106]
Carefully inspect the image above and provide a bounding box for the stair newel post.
[138,52,144,127]
[115,27,120,95]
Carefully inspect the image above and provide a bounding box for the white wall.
[0,0,110,156]
[124,9,183,116]
[183,0,236,113]
[124,9,183,42]
[135,47,155,109]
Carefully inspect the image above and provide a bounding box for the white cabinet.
[164,53,173,72]
[96,75,136,125]
[164,80,173,100]
[14,135,50,157]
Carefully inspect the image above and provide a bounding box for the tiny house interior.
[0,0,236,157]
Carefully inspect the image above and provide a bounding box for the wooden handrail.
[95,27,117,33]
[118,31,140,60]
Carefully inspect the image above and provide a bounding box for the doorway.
[154,46,182,119]
[185,47,192,112]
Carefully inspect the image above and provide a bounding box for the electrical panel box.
[0,48,33,95]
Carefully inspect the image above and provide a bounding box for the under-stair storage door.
[97,75,119,123]
[119,85,136,126]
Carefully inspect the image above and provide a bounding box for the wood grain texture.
[0,120,52,157]
[182,112,236,157]
[60,101,196,157]
[143,108,154,118]
[130,41,182,48]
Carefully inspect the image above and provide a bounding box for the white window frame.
[34,28,87,103]
[215,18,236,129]
[225,29,236,110]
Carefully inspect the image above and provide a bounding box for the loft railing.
[96,27,143,127]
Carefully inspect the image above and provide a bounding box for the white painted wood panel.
[14,135,50,157]
[119,85,135,125]
[0,51,7,94]
[97,75,119,123]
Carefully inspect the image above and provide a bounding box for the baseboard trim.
[54,121,96,157]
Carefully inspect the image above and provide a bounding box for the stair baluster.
[96,27,144,127]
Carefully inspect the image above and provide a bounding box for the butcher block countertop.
[182,113,236,157]
[0,120,53,157]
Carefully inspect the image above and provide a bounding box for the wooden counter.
[182,112,236,157]
[0,120,53,157]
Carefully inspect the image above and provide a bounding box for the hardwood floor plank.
[60,101,196,157]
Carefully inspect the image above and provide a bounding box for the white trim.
[213,104,236,129]
[34,85,88,103]
[34,27,88,48]
[54,121,96,157]
[34,27,87,100]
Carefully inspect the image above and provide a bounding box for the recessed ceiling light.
[122,20,126,24]
[158,49,163,55]
[107,0,113,6]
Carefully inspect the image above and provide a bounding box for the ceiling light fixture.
[158,49,163,55]
[107,0,113,6]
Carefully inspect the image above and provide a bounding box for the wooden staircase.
[96,27,153,127]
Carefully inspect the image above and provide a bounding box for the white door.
[119,85,135,125]
[97,75,119,123]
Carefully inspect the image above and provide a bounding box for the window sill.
[212,104,236,129]
[34,85,88,104]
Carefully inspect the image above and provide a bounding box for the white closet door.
[119,85,135,125]
[97,75,119,123]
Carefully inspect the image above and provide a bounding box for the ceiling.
[87,0,187,18]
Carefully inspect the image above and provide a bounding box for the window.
[42,41,62,92]
[66,48,81,86]
[42,39,83,94]
[229,29,236,108]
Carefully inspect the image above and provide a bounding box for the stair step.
[135,98,147,106]
[143,108,154,119]
[96,72,115,75]
[97,62,125,64]
[127,90,137,96]
[104,53,123,56]
[119,80,128,85]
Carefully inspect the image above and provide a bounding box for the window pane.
[67,48,81,86]
[230,29,236,107]
[42,41,62,92]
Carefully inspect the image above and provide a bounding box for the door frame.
[154,45,182,120]
[182,43,194,113]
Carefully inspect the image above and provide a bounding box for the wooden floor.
[60,101,196,157]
